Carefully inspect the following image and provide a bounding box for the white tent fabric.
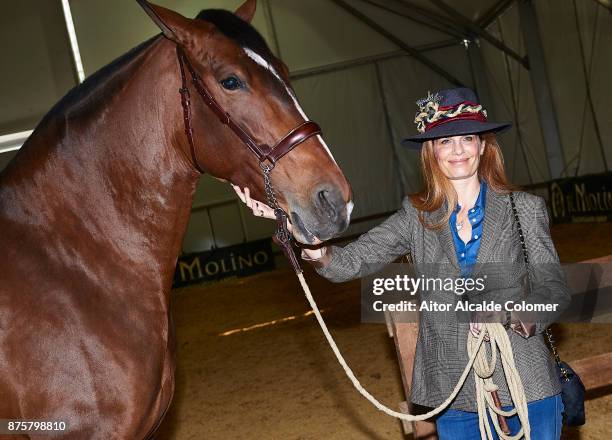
[0,1,75,135]
[1,0,610,251]
[534,0,612,175]
[293,64,403,215]
[480,5,550,184]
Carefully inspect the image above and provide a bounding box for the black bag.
[509,192,586,427]
[545,324,586,426]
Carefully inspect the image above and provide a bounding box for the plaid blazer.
[314,189,571,412]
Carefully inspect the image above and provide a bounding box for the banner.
[173,238,275,288]
[548,172,612,223]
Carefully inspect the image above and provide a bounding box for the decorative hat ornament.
[402,87,511,149]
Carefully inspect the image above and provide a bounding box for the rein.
[176,45,318,271]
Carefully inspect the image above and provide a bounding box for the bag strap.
[509,192,568,377]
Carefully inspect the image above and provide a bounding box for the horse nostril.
[317,189,338,221]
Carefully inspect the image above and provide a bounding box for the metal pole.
[374,61,407,195]
[464,38,496,118]
[290,40,458,80]
[430,0,529,69]
[262,0,282,59]
[400,0,467,33]
[362,0,465,38]
[0,131,33,154]
[330,0,464,87]
[497,20,533,183]
[236,201,249,243]
[572,0,608,171]
[518,0,566,179]
[60,0,86,83]
[477,0,517,29]
[205,208,217,249]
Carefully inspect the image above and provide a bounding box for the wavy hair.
[408,133,519,229]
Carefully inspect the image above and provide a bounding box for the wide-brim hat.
[401,87,511,149]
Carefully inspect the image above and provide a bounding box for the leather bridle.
[176,46,318,272]
[176,46,321,172]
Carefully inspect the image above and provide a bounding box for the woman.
[233,87,570,439]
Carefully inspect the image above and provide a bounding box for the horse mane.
[34,9,274,135]
[41,36,161,127]
[196,9,275,63]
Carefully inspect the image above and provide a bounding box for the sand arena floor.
[156,222,612,440]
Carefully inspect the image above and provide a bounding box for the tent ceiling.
[1,0,610,251]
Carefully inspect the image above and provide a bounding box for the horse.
[0,1,352,438]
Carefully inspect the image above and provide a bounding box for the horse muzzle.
[289,185,351,243]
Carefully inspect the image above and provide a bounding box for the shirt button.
[461,252,465,257]
[471,209,475,213]
[472,218,476,223]
[474,234,479,239]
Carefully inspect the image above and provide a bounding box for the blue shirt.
[449,181,487,277]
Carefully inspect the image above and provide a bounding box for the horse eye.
[220,76,242,91]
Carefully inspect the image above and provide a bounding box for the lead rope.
[262,171,531,439]
[298,272,530,440]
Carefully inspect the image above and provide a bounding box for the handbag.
[509,192,586,426]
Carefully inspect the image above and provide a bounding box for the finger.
[255,203,267,217]
[469,323,480,337]
[232,184,246,203]
[261,204,275,217]
[252,200,273,216]
[244,187,253,209]
[262,209,275,219]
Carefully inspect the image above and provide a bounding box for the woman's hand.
[469,321,489,341]
[232,185,292,232]
[469,310,507,341]
[232,184,326,261]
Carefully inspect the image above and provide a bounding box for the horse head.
[138,0,353,244]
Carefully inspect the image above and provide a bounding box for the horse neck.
[1,37,199,293]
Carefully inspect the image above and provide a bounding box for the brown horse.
[0,1,351,438]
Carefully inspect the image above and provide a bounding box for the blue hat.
[401,87,511,149]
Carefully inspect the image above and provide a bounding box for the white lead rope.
[296,272,531,440]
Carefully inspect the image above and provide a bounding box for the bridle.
[176,46,319,272]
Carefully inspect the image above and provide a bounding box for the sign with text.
[548,172,612,223]
[173,238,275,288]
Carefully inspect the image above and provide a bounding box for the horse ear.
[235,0,257,23]
[137,0,196,45]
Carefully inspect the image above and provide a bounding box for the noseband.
[176,46,318,272]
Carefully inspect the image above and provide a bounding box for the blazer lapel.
[429,202,460,270]
[476,189,509,264]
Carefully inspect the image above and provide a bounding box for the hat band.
[415,99,488,133]
[424,111,488,132]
